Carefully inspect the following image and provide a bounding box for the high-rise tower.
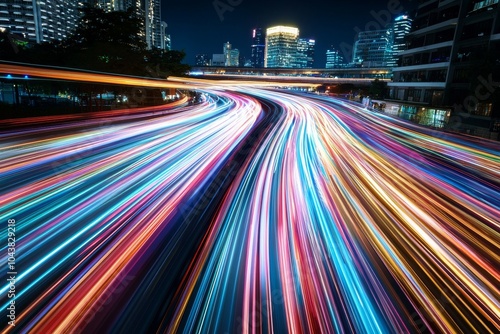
[352,29,393,67]
[251,28,265,68]
[326,47,344,69]
[265,26,299,68]
[0,0,80,43]
[388,15,412,67]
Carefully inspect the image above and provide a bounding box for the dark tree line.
[369,79,388,99]
[1,5,189,78]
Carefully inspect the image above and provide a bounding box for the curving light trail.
[0,90,261,333]
[0,86,499,333]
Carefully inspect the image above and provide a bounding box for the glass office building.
[265,26,299,68]
[352,29,393,68]
[0,0,80,43]
[251,28,265,68]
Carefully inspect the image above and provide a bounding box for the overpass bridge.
[189,66,392,85]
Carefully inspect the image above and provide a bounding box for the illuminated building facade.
[296,38,315,68]
[144,0,161,49]
[388,0,500,139]
[265,26,299,68]
[223,41,239,66]
[388,15,412,67]
[306,39,315,68]
[325,47,344,68]
[161,21,171,50]
[251,28,265,68]
[353,29,393,67]
[296,38,308,68]
[0,0,80,43]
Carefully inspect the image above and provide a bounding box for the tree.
[15,4,190,77]
[60,5,147,75]
[144,49,191,78]
[20,40,67,66]
[369,78,387,99]
[0,30,19,60]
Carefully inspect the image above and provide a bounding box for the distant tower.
[325,47,344,68]
[223,41,232,65]
[145,0,162,49]
[306,39,315,68]
[251,28,265,68]
[353,29,393,67]
[223,42,239,66]
[265,26,299,68]
[296,38,308,68]
[389,15,412,67]
[296,38,314,68]
[229,49,240,66]
[161,21,171,50]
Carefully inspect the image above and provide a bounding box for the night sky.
[163,0,417,67]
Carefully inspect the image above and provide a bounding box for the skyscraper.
[229,49,240,66]
[388,15,412,67]
[352,30,393,67]
[296,38,309,68]
[160,21,171,50]
[296,38,315,68]
[223,41,239,66]
[0,0,80,43]
[223,42,232,65]
[251,28,265,68]
[265,26,299,68]
[145,0,161,49]
[306,39,315,68]
[326,47,344,68]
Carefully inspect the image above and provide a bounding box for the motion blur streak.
[0,63,192,89]
[1,85,499,333]
[0,63,318,89]
[0,96,189,127]
[0,90,261,333]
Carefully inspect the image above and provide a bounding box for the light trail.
[0,89,262,333]
[0,80,499,333]
[0,62,319,89]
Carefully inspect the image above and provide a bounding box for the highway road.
[1,87,499,333]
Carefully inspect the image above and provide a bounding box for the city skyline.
[1,0,499,332]
[164,0,417,65]
[0,0,169,50]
